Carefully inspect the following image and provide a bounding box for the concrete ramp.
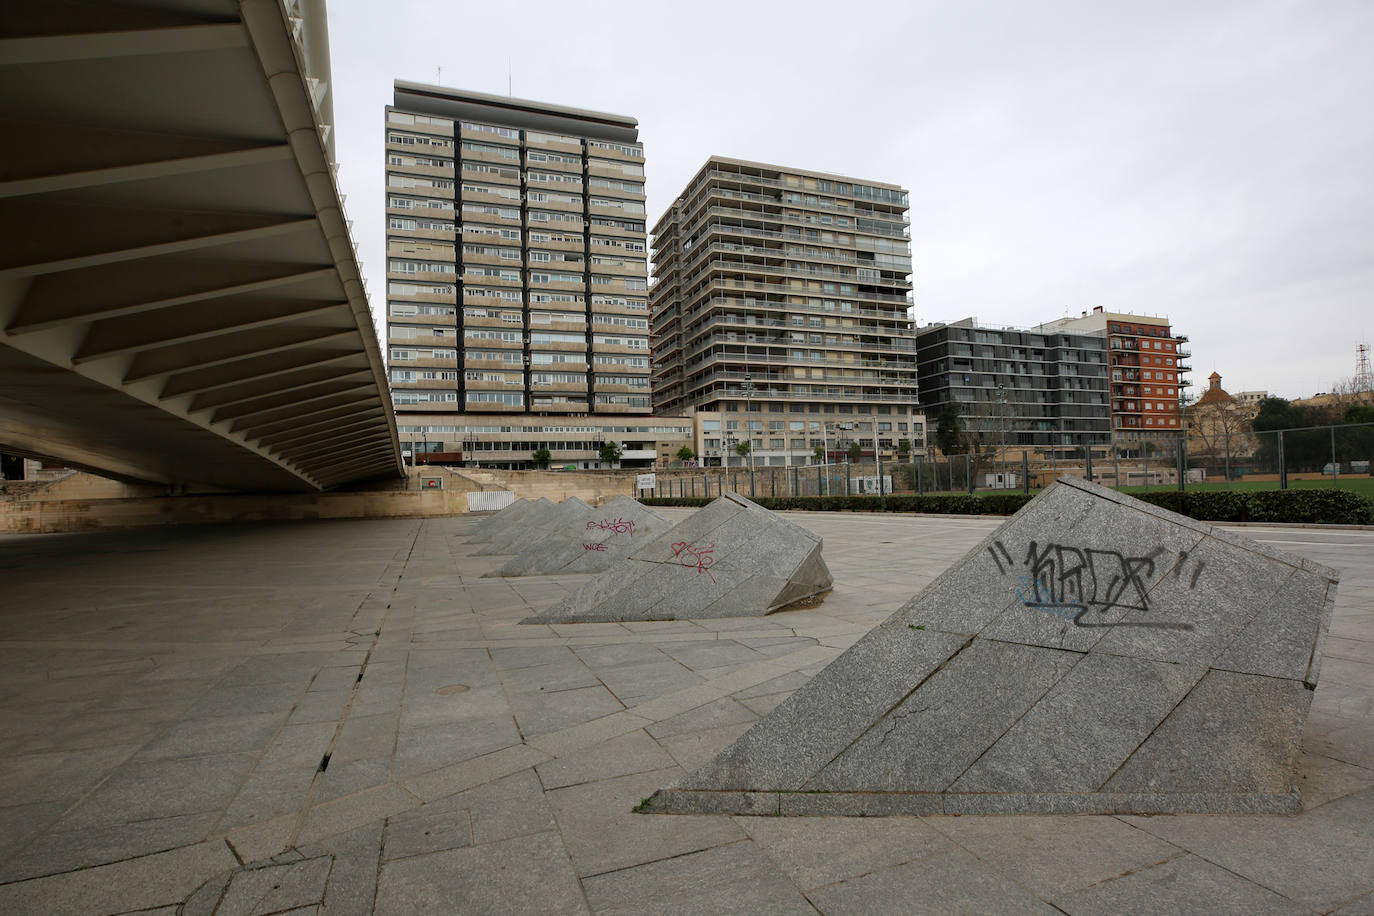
[521,492,832,623]
[484,496,674,578]
[645,477,1338,816]
[475,497,591,556]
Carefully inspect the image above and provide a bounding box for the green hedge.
[642,488,1374,524]
[1132,489,1374,524]
[641,493,1035,516]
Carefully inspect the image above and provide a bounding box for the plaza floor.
[0,509,1370,914]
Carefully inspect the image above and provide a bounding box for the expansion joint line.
[285,520,423,848]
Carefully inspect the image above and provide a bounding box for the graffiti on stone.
[671,540,718,584]
[988,540,1197,630]
[587,517,635,536]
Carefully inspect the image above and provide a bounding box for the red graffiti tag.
[587,517,635,536]
[671,540,718,584]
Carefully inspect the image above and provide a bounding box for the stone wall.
[0,466,667,534]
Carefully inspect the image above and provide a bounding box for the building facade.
[650,157,924,466]
[385,82,681,467]
[1041,309,1190,454]
[915,318,1112,456]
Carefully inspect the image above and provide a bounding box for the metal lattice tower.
[1357,342,1374,393]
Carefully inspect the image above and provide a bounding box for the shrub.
[1120,489,1372,525]
[640,488,1374,524]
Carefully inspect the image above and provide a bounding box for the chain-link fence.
[647,421,1374,499]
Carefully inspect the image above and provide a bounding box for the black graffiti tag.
[989,539,1196,631]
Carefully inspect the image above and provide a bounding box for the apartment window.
[461,121,519,139]
[461,140,519,160]
[466,391,524,406]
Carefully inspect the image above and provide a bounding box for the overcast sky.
[327,0,1373,401]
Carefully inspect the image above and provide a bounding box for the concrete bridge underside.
[0,0,403,492]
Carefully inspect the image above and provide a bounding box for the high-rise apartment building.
[650,158,923,466]
[385,83,667,467]
[1041,308,1191,454]
[915,318,1112,456]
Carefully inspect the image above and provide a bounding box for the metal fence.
[647,421,1374,498]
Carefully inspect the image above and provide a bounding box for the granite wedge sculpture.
[521,492,832,623]
[469,495,540,540]
[474,497,590,556]
[485,495,675,577]
[644,477,1339,816]
[468,496,553,544]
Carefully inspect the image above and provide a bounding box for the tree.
[734,440,752,459]
[846,441,863,463]
[812,444,825,463]
[934,402,964,455]
[598,440,622,466]
[896,438,912,462]
[531,447,551,469]
[675,445,696,463]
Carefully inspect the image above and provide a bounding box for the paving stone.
[0,811,218,883]
[805,845,1061,915]
[737,815,957,890]
[1056,853,1307,915]
[373,831,586,915]
[0,839,239,916]
[645,697,758,740]
[582,840,815,915]
[921,814,1183,899]
[213,854,332,916]
[535,729,677,790]
[136,712,286,761]
[546,767,744,878]
[57,752,259,831]
[318,821,384,916]
[1122,799,1374,912]
[296,784,419,846]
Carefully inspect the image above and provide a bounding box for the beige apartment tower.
[385,83,657,465]
[651,158,923,466]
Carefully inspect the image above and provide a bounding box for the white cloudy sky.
[326,0,1374,401]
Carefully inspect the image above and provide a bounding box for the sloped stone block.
[475,497,589,556]
[520,492,832,624]
[484,496,675,577]
[646,477,1338,816]
[468,497,552,546]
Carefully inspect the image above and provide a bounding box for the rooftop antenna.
[508,57,512,96]
[435,66,441,86]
